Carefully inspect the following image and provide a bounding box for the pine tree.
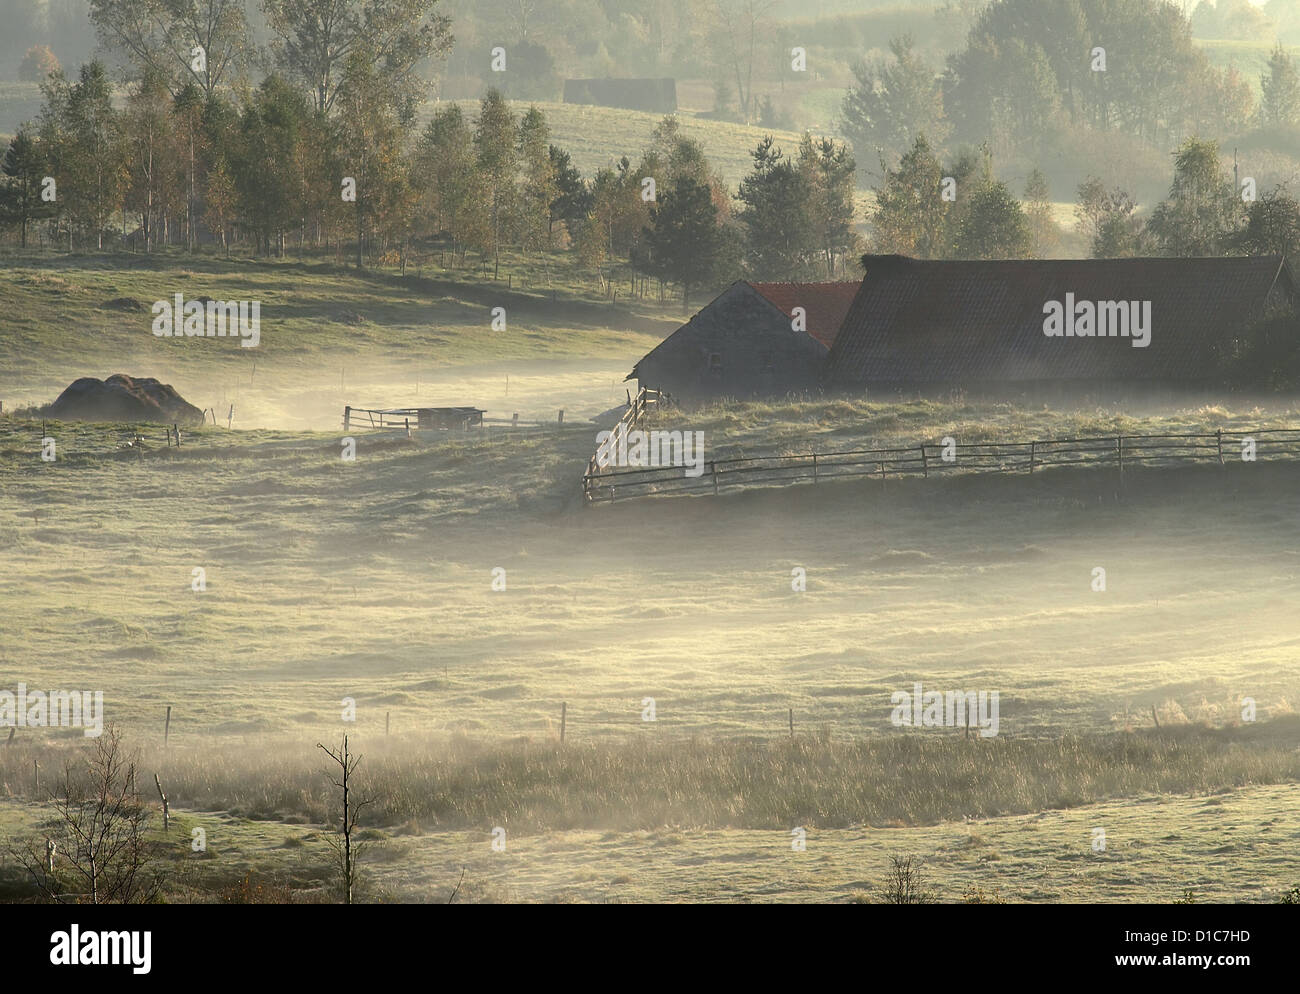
[643,175,726,308]
[797,134,858,277]
[1238,188,1300,258]
[546,145,590,242]
[951,183,1032,259]
[841,35,948,170]
[0,127,52,248]
[736,135,815,280]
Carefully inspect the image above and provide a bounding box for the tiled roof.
[828,255,1294,385]
[748,281,861,348]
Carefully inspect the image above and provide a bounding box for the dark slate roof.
[629,280,850,380]
[748,282,861,348]
[828,255,1294,385]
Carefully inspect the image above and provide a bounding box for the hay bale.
[43,374,205,426]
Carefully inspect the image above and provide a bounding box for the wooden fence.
[343,406,568,432]
[582,426,1300,503]
[583,387,672,484]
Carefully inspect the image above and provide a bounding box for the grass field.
[1197,39,1300,97]
[3,253,1300,902]
[0,253,675,429]
[5,398,1300,901]
[443,99,807,188]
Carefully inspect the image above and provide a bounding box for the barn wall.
[635,284,829,405]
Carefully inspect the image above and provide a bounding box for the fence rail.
[584,387,672,484]
[582,426,1300,503]
[342,406,567,432]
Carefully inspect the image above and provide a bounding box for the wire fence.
[582,427,1300,503]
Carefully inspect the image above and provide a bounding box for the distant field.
[0,84,813,189]
[0,253,674,429]
[0,81,42,137]
[442,100,807,188]
[1196,39,1300,96]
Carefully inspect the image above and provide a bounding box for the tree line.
[0,49,861,307]
[842,1,1300,197]
[870,132,1300,262]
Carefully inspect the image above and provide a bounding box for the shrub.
[19,46,59,83]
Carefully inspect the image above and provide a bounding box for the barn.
[827,254,1298,398]
[562,78,677,113]
[628,280,859,404]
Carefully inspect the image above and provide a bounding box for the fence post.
[1216,429,1223,466]
[560,701,567,745]
[512,413,518,429]
[1029,440,1036,473]
[812,453,819,484]
[1116,436,1123,480]
[164,705,171,748]
[558,410,564,425]
[789,708,794,738]
[712,461,719,496]
[919,445,928,478]
[154,774,169,832]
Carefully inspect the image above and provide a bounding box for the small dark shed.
[416,407,484,430]
[628,281,859,404]
[828,254,1297,398]
[563,78,677,113]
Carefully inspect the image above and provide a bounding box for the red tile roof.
[748,281,861,348]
